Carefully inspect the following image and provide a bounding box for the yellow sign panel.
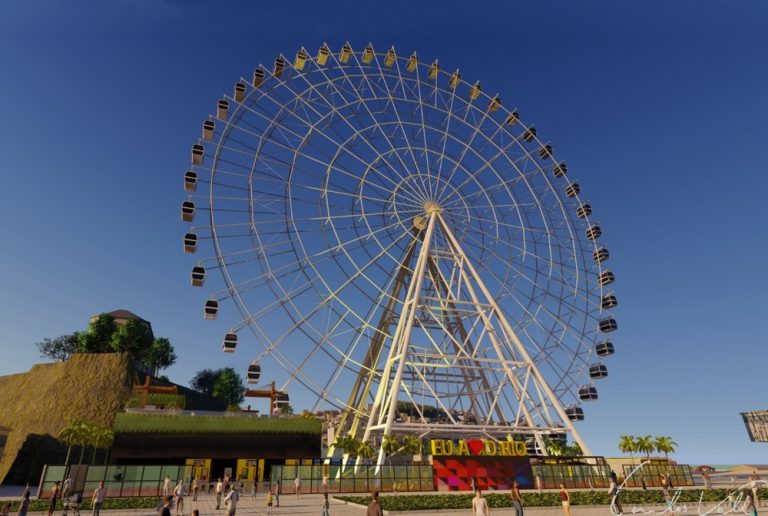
[430,439,527,457]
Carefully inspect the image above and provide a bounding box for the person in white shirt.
[472,489,489,516]
[223,486,239,516]
[92,481,105,516]
[173,481,186,516]
[215,479,224,510]
[62,476,74,499]
[163,476,171,497]
[294,475,301,498]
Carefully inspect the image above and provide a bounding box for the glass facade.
[271,462,433,494]
[621,461,694,488]
[40,464,191,499]
[530,456,612,489]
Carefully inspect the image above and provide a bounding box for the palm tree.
[635,435,655,458]
[618,435,637,465]
[381,434,400,465]
[654,436,678,461]
[546,440,565,456]
[402,435,423,458]
[59,418,91,466]
[564,441,583,456]
[91,427,115,465]
[356,441,375,464]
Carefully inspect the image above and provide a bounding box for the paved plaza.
[3,490,752,516]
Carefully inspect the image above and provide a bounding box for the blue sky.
[1,1,766,464]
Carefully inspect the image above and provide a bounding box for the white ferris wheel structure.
[180,42,619,465]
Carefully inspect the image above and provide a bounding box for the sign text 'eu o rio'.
[430,438,528,457]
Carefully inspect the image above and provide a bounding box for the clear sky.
[1,0,766,464]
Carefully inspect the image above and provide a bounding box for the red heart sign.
[467,439,484,455]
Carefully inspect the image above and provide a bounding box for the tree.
[190,369,219,396]
[402,435,423,456]
[564,441,583,456]
[110,319,153,361]
[356,441,375,463]
[90,426,114,465]
[146,337,177,370]
[636,435,655,458]
[546,440,565,456]
[212,368,245,406]
[36,333,81,362]
[654,436,678,460]
[382,434,401,464]
[79,314,118,353]
[618,435,637,465]
[58,418,90,466]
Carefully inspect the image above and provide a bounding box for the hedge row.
[2,496,161,513]
[337,488,768,511]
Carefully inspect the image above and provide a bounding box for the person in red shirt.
[559,484,571,516]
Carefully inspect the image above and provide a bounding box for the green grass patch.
[125,393,187,409]
[336,489,768,511]
[114,413,321,434]
[3,496,161,512]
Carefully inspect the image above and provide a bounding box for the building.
[742,410,768,442]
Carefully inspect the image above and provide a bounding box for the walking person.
[472,489,489,516]
[559,484,571,516]
[251,480,257,499]
[608,478,623,515]
[158,496,172,516]
[16,492,30,516]
[192,477,198,502]
[223,485,239,516]
[275,479,281,507]
[662,484,673,512]
[535,475,542,494]
[91,481,105,516]
[745,489,758,516]
[367,491,383,516]
[173,480,186,516]
[322,492,330,516]
[294,474,302,499]
[163,476,171,497]
[266,490,273,516]
[48,481,60,516]
[62,476,74,500]
[215,478,224,510]
[322,472,329,493]
[511,480,524,516]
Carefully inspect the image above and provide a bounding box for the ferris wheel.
[181,42,618,462]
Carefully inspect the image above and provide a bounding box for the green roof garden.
[114,413,322,435]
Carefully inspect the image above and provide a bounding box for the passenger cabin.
[553,162,567,177]
[538,144,553,160]
[191,144,204,164]
[222,333,237,352]
[505,111,519,127]
[234,82,246,102]
[576,203,592,218]
[522,126,537,142]
[191,266,205,287]
[601,293,618,309]
[273,57,285,77]
[565,183,581,198]
[449,70,460,89]
[362,45,374,64]
[488,95,501,112]
[294,49,308,70]
[183,233,197,253]
[247,362,261,383]
[565,406,585,421]
[181,201,195,222]
[184,171,198,193]
[469,81,481,100]
[216,99,229,120]
[384,48,396,67]
[428,61,439,80]
[598,270,614,286]
[204,300,219,320]
[593,247,609,263]
[599,318,618,333]
[589,364,608,379]
[596,340,615,356]
[252,68,265,88]
[406,53,418,72]
[340,43,352,63]
[274,393,290,407]
[579,385,598,401]
[585,224,601,241]
[202,120,215,141]
[317,45,330,66]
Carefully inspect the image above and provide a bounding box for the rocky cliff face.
[0,353,131,484]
